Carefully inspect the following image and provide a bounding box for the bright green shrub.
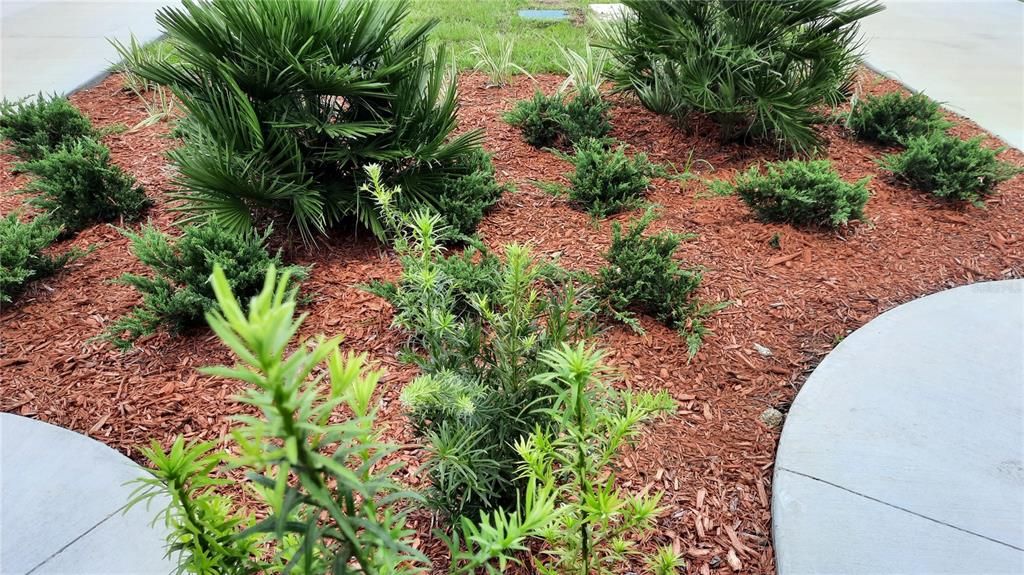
[0,214,80,303]
[606,0,883,152]
[121,0,485,241]
[848,92,951,146]
[20,138,149,231]
[104,224,306,348]
[365,166,594,520]
[716,160,870,227]
[518,343,679,575]
[503,89,610,148]
[597,209,717,355]
[879,134,1022,205]
[0,94,95,160]
[567,138,655,217]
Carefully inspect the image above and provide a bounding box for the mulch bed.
[2,70,1022,574]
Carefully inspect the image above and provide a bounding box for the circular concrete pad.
[0,414,172,574]
[774,280,1024,574]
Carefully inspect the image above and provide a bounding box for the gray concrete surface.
[0,0,175,101]
[859,0,1024,150]
[774,280,1024,574]
[0,414,172,574]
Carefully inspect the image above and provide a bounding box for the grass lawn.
[405,0,595,73]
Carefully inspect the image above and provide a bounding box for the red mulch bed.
[2,70,1022,574]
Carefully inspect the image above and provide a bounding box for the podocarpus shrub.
[104,224,306,349]
[122,0,490,241]
[129,266,559,574]
[0,94,95,160]
[567,138,655,217]
[605,0,883,153]
[879,134,1022,205]
[715,160,870,227]
[364,165,595,521]
[0,214,80,303]
[20,138,150,232]
[848,92,951,146]
[504,88,611,149]
[597,209,717,356]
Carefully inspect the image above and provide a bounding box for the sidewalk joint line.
[24,502,131,574]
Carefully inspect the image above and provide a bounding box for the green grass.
[406,0,594,73]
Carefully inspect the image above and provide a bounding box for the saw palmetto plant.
[121,0,485,242]
[605,0,884,153]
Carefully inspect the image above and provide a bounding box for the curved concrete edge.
[773,280,1024,574]
[0,414,173,574]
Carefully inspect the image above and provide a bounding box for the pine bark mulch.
[2,70,1022,574]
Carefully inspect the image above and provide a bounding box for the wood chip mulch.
[2,70,1022,575]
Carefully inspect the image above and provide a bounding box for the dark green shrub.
[567,138,655,217]
[20,138,149,231]
[716,160,870,227]
[597,209,717,355]
[848,92,951,146]
[503,91,568,148]
[504,89,610,148]
[606,0,883,152]
[104,224,306,348]
[0,94,95,160]
[122,0,485,241]
[0,214,81,303]
[879,134,1022,205]
[365,168,595,521]
[434,147,509,237]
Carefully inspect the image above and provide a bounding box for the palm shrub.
[517,343,681,575]
[713,160,870,227]
[847,92,951,146]
[0,214,81,303]
[363,165,595,520]
[565,138,656,217]
[121,0,486,241]
[19,138,150,232]
[879,134,1022,205]
[0,94,95,160]
[605,0,883,153]
[597,209,720,356]
[104,223,306,349]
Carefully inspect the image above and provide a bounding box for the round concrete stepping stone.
[0,414,172,574]
[774,280,1024,573]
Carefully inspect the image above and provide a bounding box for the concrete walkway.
[0,414,172,574]
[859,0,1024,150]
[774,280,1024,574]
[0,0,175,101]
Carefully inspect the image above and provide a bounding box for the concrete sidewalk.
[0,0,175,101]
[773,280,1024,574]
[859,0,1024,150]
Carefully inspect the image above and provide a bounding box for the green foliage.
[596,209,719,356]
[879,134,1022,205]
[127,266,428,574]
[566,138,655,217]
[364,165,595,521]
[105,224,305,349]
[557,43,611,96]
[503,89,611,149]
[716,160,870,227]
[19,138,149,231]
[0,94,95,160]
[123,0,485,241]
[847,92,951,146]
[434,147,509,238]
[470,35,530,87]
[517,343,677,575]
[0,214,80,303]
[605,0,883,153]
